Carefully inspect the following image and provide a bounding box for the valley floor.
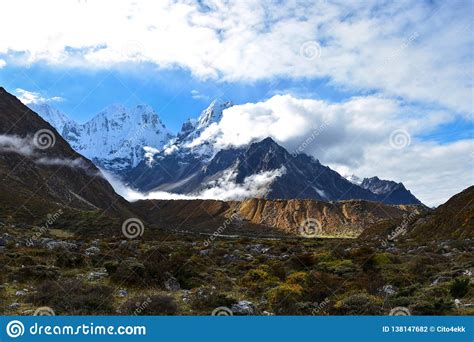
[0,225,472,316]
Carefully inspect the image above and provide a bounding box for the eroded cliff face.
[227,199,424,237]
[133,198,425,238]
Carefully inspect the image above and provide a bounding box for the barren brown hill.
[359,186,473,241]
[405,186,474,240]
[133,198,424,238]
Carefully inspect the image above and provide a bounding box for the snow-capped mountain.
[30,99,423,205]
[161,98,233,158]
[125,136,423,205]
[177,98,233,142]
[360,176,421,205]
[29,103,74,134]
[346,174,421,205]
[30,103,174,172]
[345,174,363,185]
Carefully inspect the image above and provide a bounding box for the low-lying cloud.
[101,167,286,202]
[0,134,94,173]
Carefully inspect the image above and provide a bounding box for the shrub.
[28,279,114,314]
[363,253,391,271]
[333,293,383,315]
[103,260,119,274]
[286,272,309,288]
[13,265,59,281]
[111,260,146,285]
[266,283,304,315]
[319,260,356,275]
[121,295,178,315]
[306,271,342,303]
[241,265,279,293]
[450,276,470,298]
[189,286,235,310]
[410,285,453,315]
[55,252,85,268]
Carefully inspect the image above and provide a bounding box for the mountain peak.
[196,98,233,130]
[32,102,174,172]
[28,102,74,134]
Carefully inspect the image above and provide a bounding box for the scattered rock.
[246,244,270,254]
[117,289,128,297]
[85,246,100,256]
[379,285,397,297]
[46,240,78,251]
[231,300,255,315]
[15,290,27,297]
[87,269,108,281]
[9,302,20,309]
[164,277,180,291]
[199,249,210,256]
[182,290,191,304]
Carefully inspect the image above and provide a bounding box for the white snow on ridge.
[30,103,174,171]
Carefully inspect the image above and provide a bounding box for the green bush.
[121,295,178,315]
[111,260,145,285]
[55,252,85,268]
[189,286,235,310]
[450,276,470,298]
[266,283,304,315]
[333,293,383,315]
[319,260,356,275]
[241,265,279,293]
[28,280,114,314]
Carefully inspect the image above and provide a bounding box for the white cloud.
[0,1,472,114]
[0,59,6,68]
[101,165,286,202]
[196,167,286,201]
[191,89,210,101]
[15,88,64,105]
[187,94,473,206]
[0,134,35,156]
[0,134,95,173]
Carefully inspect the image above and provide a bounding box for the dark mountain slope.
[126,137,422,205]
[0,87,134,224]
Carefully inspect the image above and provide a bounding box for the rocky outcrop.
[133,198,425,238]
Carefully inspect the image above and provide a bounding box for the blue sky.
[0,62,352,132]
[0,0,472,205]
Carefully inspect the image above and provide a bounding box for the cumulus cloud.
[0,59,6,68]
[186,94,472,206]
[0,1,472,114]
[15,88,64,105]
